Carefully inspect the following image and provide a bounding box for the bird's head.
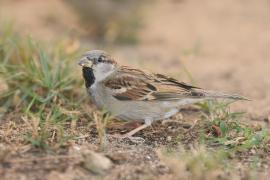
[78,50,118,84]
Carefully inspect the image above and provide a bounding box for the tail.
[192,89,251,101]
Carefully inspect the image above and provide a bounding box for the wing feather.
[104,66,204,101]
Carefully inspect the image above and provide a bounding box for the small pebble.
[145,155,151,160]
[82,150,113,174]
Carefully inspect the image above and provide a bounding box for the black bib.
[82,67,95,88]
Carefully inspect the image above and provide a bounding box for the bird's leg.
[121,124,149,138]
[124,118,152,136]
[110,118,152,142]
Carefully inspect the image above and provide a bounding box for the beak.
[77,57,93,68]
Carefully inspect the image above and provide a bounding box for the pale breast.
[88,83,106,110]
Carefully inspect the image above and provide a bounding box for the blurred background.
[1,0,270,119]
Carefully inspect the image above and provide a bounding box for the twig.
[74,135,90,139]
[184,119,199,134]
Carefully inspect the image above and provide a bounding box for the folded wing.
[104,66,210,101]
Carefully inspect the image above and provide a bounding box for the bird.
[78,50,248,139]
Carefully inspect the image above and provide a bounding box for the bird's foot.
[109,123,149,143]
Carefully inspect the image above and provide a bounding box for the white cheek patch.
[94,63,115,82]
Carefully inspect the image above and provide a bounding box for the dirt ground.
[1,0,270,179]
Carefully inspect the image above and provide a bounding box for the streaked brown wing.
[104,66,204,101]
[104,75,157,101]
[154,73,200,90]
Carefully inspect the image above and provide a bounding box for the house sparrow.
[78,50,248,138]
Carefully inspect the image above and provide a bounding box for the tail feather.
[193,89,250,101]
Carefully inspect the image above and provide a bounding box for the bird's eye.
[86,56,91,60]
[98,56,104,62]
